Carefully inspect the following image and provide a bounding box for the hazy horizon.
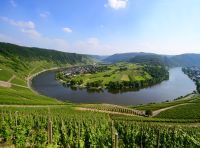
[1,0,200,55]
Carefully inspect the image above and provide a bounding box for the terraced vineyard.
[79,104,145,116]
[1,106,200,147]
[156,102,200,119]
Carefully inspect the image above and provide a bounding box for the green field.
[67,63,147,86]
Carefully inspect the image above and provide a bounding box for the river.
[31,67,196,105]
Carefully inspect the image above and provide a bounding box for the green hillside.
[0,42,94,105]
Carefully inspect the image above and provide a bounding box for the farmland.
[57,63,169,91]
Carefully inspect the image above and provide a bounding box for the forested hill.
[0,42,92,64]
[104,52,200,67]
[129,55,173,67]
[171,54,200,67]
[103,52,155,63]
[0,42,93,75]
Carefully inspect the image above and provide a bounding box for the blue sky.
[0,0,200,55]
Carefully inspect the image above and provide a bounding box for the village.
[62,65,108,77]
[182,67,200,81]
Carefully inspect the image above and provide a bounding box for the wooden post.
[115,133,118,148]
[140,127,143,148]
[15,111,18,126]
[111,120,114,147]
[48,120,53,144]
[78,122,80,148]
[157,130,160,148]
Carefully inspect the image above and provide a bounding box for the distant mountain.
[171,54,200,67]
[90,55,109,61]
[129,54,172,66]
[104,52,200,67]
[103,52,155,63]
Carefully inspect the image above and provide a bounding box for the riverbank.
[31,67,196,105]
[27,67,62,93]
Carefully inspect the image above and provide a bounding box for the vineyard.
[1,106,200,147]
[79,104,145,116]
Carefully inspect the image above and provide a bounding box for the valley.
[1,42,200,147]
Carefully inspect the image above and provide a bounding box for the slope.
[0,42,94,104]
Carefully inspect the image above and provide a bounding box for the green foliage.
[145,109,152,116]
[1,106,200,147]
[0,106,112,147]
[114,121,200,147]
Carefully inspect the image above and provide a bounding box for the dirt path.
[152,103,189,117]
[0,81,11,88]
[7,75,16,83]
[12,83,29,88]
[76,107,141,117]
[0,74,15,88]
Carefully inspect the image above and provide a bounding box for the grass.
[0,60,66,105]
[0,55,69,105]
[0,69,13,81]
[0,85,63,105]
[11,77,27,86]
[130,94,198,111]
[155,102,200,119]
[121,74,129,81]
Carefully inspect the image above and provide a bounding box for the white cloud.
[105,0,128,10]
[0,16,40,38]
[0,17,35,29]
[0,17,69,52]
[63,27,72,33]
[39,11,50,18]
[21,29,41,38]
[10,0,17,7]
